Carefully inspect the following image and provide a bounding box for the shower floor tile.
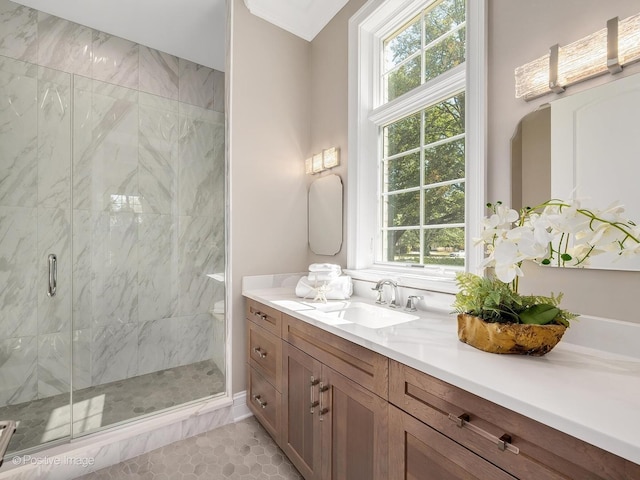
[78,416,302,480]
[0,360,225,454]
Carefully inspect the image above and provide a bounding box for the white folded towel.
[295,276,353,300]
[308,263,342,274]
[308,271,340,283]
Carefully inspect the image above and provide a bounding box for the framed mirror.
[512,72,640,271]
[308,174,343,255]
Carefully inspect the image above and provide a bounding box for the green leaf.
[560,253,572,261]
[541,258,551,265]
[519,304,560,325]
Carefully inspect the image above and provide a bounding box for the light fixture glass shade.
[322,147,340,169]
[305,157,313,175]
[312,153,323,173]
[619,13,640,65]
[515,11,640,101]
[515,54,550,99]
[558,28,607,86]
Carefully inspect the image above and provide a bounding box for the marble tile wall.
[0,0,225,408]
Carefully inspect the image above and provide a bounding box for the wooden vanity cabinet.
[389,360,640,480]
[246,298,389,480]
[245,297,640,480]
[389,404,516,480]
[246,299,283,442]
[281,315,389,480]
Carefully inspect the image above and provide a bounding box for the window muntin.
[380,80,465,268]
[382,0,466,103]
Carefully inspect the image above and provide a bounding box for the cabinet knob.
[253,310,268,321]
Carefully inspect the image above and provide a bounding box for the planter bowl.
[457,313,566,356]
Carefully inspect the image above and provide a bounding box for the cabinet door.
[389,405,516,480]
[320,365,389,480]
[282,343,323,480]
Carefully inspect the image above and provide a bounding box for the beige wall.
[229,0,311,393]
[488,0,640,323]
[230,0,640,393]
[307,0,367,267]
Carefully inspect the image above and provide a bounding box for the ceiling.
[13,0,227,71]
[12,0,347,71]
[243,0,349,41]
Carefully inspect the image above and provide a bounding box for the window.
[348,0,485,289]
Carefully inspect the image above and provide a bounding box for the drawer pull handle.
[252,394,267,409]
[319,382,330,421]
[253,347,267,359]
[310,376,320,414]
[448,413,519,455]
[253,310,268,321]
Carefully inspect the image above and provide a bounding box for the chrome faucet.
[372,279,400,308]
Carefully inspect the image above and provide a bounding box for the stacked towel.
[307,263,342,283]
[295,263,352,301]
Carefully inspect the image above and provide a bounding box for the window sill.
[344,266,459,294]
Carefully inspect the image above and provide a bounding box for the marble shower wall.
[0,0,225,406]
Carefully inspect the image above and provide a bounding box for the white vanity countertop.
[243,285,640,466]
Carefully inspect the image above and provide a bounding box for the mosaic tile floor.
[78,417,302,480]
[0,360,225,454]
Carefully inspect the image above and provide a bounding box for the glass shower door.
[0,55,73,453]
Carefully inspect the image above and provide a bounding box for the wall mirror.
[308,174,343,255]
[512,72,640,271]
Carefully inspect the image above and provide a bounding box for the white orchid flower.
[477,198,640,283]
[485,204,519,230]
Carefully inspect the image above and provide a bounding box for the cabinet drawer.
[248,320,282,390]
[389,360,640,480]
[283,314,388,399]
[246,299,282,337]
[247,365,281,443]
[389,405,516,480]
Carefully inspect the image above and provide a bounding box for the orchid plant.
[454,199,640,326]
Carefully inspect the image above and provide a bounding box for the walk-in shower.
[0,0,226,458]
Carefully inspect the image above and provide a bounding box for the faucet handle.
[405,295,423,312]
[371,286,386,304]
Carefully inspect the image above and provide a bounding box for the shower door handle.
[48,254,57,297]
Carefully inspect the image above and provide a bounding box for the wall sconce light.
[305,147,340,174]
[515,12,640,100]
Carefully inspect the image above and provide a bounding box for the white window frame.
[347,0,486,292]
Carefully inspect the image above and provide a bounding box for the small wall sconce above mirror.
[305,147,340,174]
[308,174,343,256]
[515,11,640,100]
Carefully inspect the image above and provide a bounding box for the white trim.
[232,391,252,422]
[348,0,487,282]
[369,64,466,126]
[463,0,487,275]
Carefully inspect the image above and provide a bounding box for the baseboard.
[233,391,252,422]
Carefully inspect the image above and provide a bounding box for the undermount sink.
[308,301,419,329]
